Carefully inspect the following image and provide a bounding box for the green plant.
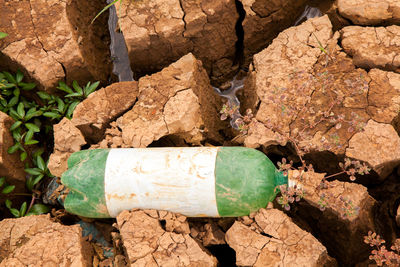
[0,177,15,194]
[0,32,7,39]
[38,80,99,120]
[25,152,52,191]
[364,231,400,266]
[92,0,122,24]
[1,70,99,218]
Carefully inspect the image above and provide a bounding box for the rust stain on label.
[106,193,127,201]
[152,182,187,188]
[129,193,136,198]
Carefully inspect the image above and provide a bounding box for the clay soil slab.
[243,15,400,182]
[114,0,238,83]
[295,171,378,265]
[225,208,336,266]
[340,25,400,73]
[117,53,224,147]
[116,209,217,266]
[337,0,400,25]
[239,0,309,65]
[0,215,93,266]
[0,0,110,91]
[0,112,25,194]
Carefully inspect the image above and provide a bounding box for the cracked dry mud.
[1,0,400,266]
[243,15,400,182]
[0,0,111,92]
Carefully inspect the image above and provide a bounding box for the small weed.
[92,0,123,24]
[218,57,371,218]
[1,70,99,217]
[364,231,400,266]
[276,184,305,211]
[0,32,7,39]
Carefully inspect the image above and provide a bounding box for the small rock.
[190,221,226,247]
[0,214,93,266]
[117,53,224,147]
[337,0,400,25]
[0,112,25,193]
[48,118,86,177]
[367,69,400,127]
[226,221,270,266]
[346,120,400,179]
[341,26,400,73]
[72,81,139,142]
[225,208,336,266]
[293,171,378,265]
[116,210,217,266]
[239,0,309,65]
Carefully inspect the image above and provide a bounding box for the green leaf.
[57,81,73,94]
[84,81,100,97]
[24,139,39,145]
[26,204,50,216]
[24,130,34,143]
[43,111,61,119]
[5,199,12,209]
[0,177,5,187]
[7,143,20,154]
[20,82,36,90]
[20,151,27,161]
[3,72,16,84]
[32,174,44,186]
[72,80,83,95]
[13,87,20,97]
[37,91,51,100]
[17,102,25,118]
[0,32,8,39]
[66,101,80,119]
[10,208,20,218]
[25,168,42,176]
[2,185,15,194]
[12,129,22,141]
[56,97,65,113]
[8,96,19,107]
[25,108,42,121]
[32,148,44,159]
[36,155,46,171]
[25,122,40,132]
[16,70,23,83]
[19,202,27,217]
[91,0,120,24]
[64,92,82,98]
[26,177,34,191]
[3,83,15,89]
[10,121,22,131]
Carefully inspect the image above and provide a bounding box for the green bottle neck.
[275,170,289,187]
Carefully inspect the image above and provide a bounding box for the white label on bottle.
[104,147,220,217]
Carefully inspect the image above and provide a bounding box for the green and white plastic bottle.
[61,147,294,218]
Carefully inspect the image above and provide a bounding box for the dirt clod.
[0,214,93,266]
[225,208,336,266]
[116,209,217,266]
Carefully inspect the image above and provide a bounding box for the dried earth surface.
[337,0,400,25]
[243,15,400,183]
[0,0,110,92]
[226,207,336,266]
[0,215,93,266]
[1,0,400,266]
